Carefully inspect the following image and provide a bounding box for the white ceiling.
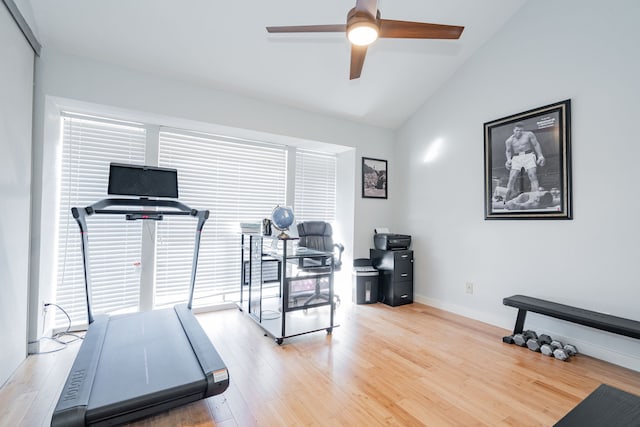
[26,0,527,129]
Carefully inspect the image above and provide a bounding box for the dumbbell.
[541,340,562,357]
[502,335,515,344]
[553,348,571,361]
[539,334,552,345]
[551,341,578,361]
[564,344,578,356]
[550,340,564,349]
[513,330,538,347]
[526,334,552,352]
[552,342,578,361]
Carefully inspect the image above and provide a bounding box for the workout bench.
[503,295,640,339]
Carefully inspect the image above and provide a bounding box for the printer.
[374,233,412,251]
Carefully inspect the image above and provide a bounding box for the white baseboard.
[414,294,511,330]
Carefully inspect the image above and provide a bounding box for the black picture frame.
[362,157,387,199]
[484,99,572,219]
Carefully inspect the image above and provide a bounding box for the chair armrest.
[333,243,344,267]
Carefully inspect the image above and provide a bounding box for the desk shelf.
[238,234,337,344]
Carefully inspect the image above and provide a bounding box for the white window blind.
[56,115,146,326]
[156,130,287,307]
[294,150,337,222]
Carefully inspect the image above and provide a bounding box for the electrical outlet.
[465,282,474,294]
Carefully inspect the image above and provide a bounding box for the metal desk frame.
[238,234,337,344]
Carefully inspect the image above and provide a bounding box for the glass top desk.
[238,234,338,344]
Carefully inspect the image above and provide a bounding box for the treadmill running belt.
[88,309,206,420]
[52,307,229,426]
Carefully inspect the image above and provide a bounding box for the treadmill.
[51,164,229,426]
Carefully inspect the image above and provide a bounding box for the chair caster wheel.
[326,328,332,335]
[276,338,284,345]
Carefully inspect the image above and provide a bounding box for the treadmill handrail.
[71,198,209,324]
[85,197,197,217]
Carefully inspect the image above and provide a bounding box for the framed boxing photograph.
[483,99,572,220]
[362,157,387,199]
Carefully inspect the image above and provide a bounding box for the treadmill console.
[126,213,164,221]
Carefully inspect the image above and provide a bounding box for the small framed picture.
[362,157,387,199]
[484,100,572,219]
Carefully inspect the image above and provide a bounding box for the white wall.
[29,47,395,340]
[396,0,640,370]
[0,2,34,386]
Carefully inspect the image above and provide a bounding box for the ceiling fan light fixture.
[347,21,378,46]
[266,2,465,79]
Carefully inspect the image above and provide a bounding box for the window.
[56,114,146,325]
[156,130,287,307]
[294,149,337,222]
[54,114,337,327]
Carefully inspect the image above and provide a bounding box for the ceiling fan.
[266,0,464,80]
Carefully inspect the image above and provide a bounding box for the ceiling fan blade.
[355,0,378,17]
[266,24,346,33]
[379,19,464,39]
[350,45,368,80]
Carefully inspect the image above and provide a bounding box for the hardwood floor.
[2,302,640,426]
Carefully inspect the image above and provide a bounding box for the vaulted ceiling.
[26,0,527,129]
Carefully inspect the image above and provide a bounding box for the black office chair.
[295,221,344,305]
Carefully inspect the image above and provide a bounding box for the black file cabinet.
[370,249,414,306]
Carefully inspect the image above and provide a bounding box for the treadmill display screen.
[108,163,179,198]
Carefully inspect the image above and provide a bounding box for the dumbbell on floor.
[541,340,563,357]
[503,330,538,346]
[564,344,578,356]
[553,348,570,361]
[513,330,538,347]
[526,334,552,352]
[502,330,579,362]
[552,344,579,361]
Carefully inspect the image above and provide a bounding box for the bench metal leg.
[513,309,527,334]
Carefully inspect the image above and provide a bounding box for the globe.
[271,205,295,238]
